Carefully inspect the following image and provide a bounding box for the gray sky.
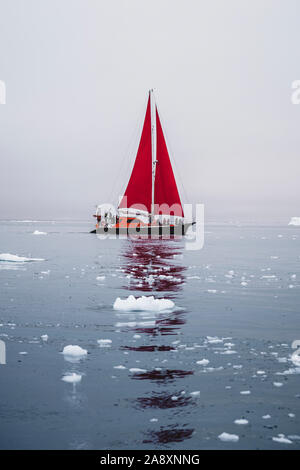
[0,0,299,221]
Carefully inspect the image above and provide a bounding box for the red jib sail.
[119,95,152,214]
[154,108,184,217]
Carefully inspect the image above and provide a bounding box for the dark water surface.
[0,220,299,449]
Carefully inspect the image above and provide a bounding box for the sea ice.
[0,253,44,262]
[273,382,283,387]
[33,230,47,235]
[97,339,112,347]
[62,345,87,358]
[288,217,300,226]
[96,276,106,281]
[113,365,126,370]
[113,295,175,312]
[272,434,292,444]
[234,419,248,425]
[190,391,200,397]
[262,415,271,419]
[218,432,239,442]
[41,334,48,341]
[62,373,82,384]
[240,390,251,395]
[196,359,210,366]
[129,368,147,373]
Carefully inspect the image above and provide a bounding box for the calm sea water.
[0,220,299,450]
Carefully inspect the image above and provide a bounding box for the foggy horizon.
[1,0,300,223]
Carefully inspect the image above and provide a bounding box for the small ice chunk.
[190,391,200,397]
[262,414,271,419]
[273,382,283,387]
[272,435,292,444]
[62,373,82,383]
[96,275,106,281]
[240,390,251,395]
[171,396,179,401]
[19,351,28,355]
[150,418,158,422]
[33,230,47,235]
[113,295,175,312]
[62,345,87,358]
[207,289,217,294]
[196,359,210,366]
[97,339,112,347]
[257,370,266,375]
[129,368,147,373]
[234,419,248,425]
[288,413,295,418]
[41,334,48,341]
[133,334,141,339]
[0,253,44,262]
[218,432,239,442]
[288,217,300,226]
[113,365,126,370]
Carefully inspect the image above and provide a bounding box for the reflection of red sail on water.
[121,239,186,293]
[115,238,195,446]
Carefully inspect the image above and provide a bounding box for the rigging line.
[155,102,191,206]
[108,94,148,207]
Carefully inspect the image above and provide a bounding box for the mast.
[150,89,157,219]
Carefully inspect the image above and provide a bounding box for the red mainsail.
[119,95,152,213]
[154,108,184,217]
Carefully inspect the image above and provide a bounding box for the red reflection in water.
[143,426,194,444]
[136,392,193,409]
[121,345,175,352]
[121,239,186,292]
[131,369,193,383]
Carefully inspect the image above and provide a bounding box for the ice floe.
[288,217,300,226]
[273,382,283,387]
[113,295,175,312]
[62,345,87,359]
[41,334,48,341]
[234,419,248,425]
[0,253,44,262]
[62,373,82,384]
[129,368,147,373]
[196,359,210,366]
[272,434,292,444]
[33,230,47,235]
[218,432,239,442]
[97,339,112,347]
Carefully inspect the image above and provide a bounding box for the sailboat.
[92,90,194,236]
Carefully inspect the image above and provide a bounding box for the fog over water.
[0,0,299,222]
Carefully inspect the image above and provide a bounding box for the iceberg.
[218,432,239,442]
[288,217,300,226]
[97,339,112,347]
[33,230,47,235]
[113,295,175,312]
[0,253,44,262]
[62,345,87,358]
